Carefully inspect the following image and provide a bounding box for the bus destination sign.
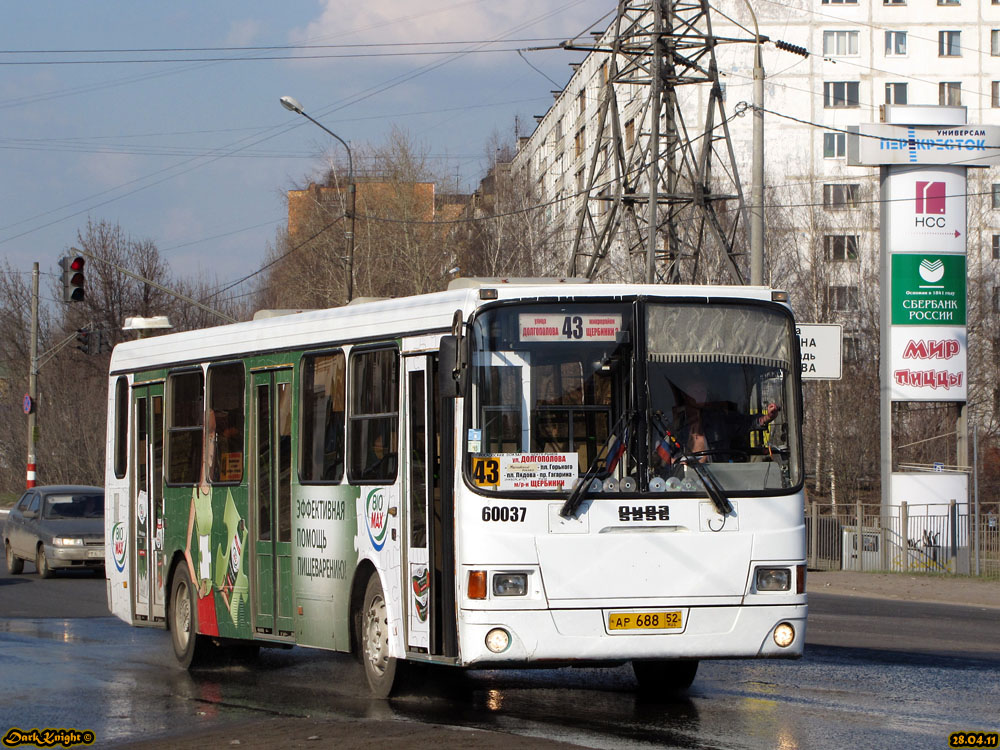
[519,313,622,342]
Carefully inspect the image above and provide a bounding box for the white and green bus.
[105,280,806,696]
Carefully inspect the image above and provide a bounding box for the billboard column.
[851,105,998,563]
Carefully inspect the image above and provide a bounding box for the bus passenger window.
[114,376,128,478]
[206,363,245,484]
[348,347,399,483]
[300,351,345,483]
[166,371,204,485]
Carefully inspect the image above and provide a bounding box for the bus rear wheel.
[169,564,211,669]
[359,574,399,697]
[632,659,699,694]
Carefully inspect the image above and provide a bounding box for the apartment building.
[512,0,1000,310]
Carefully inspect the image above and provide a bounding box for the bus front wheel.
[632,659,699,694]
[359,574,399,697]
[169,564,211,669]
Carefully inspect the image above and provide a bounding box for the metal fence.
[806,500,1000,578]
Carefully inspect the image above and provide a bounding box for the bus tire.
[632,659,699,694]
[169,564,210,669]
[359,574,399,697]
[5,540,23,574]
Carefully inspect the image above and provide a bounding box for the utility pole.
[567,0,749,284]
[750,17,765,286]
[565,1,805,284]
[26,262,39,488]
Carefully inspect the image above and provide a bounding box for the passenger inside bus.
[652,373,779,469]
[679,382,777,458]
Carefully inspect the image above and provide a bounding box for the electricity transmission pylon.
[566,0,751,284]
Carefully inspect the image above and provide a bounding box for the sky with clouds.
[1,0,610,303]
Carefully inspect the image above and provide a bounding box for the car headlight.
[52,537,85,547]
[492,573,528,597]
[755,567,791,592]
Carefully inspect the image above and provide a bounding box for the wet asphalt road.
[1,556,998,749]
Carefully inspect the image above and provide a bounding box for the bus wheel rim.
[176,580,191,648]
[364,593,389,676]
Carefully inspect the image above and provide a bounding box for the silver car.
[4,485,105,578]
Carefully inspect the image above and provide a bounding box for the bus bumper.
[458,603,807,666]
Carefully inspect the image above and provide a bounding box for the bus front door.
[251,369,294,638]
[403,355,456,656]
[132,383,166,622]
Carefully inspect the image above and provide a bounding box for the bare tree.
[461,129,562,278]
[260,127,465,310]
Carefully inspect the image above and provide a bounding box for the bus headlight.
[492,573,527,597]
[773,622,796,648]
[485,628,511,653]
[755,567,791,592]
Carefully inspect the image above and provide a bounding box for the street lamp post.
[280,95,356,302]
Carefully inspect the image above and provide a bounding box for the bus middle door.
[403,354,456,657]
[132,383,166,622]
[250,369,294,638]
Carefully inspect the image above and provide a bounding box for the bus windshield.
[466,300,800,496]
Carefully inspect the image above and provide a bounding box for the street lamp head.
[279,95,304,114]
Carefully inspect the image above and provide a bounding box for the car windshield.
[43,494,104,519]
[466,300,801,496]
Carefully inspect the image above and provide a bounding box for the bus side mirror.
[439,335,467,399]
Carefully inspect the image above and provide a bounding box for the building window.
[994,287,1000,313]
[576,168,585,193]
[555,117,563,141]
[885,82,908,105]
[824,131,847,158]
[824,81,860,108]
[993,235,1000,259]
[938,31,961,56]
[939,82,962,106]
[822,0,858,4]
[885,31,907,56]
[825,235,859,261]
[574,127,586,158]
[824,183,860,209]
[884,0,905,4]
[578,88,586,115]
[992,184,1000,209]
[992,30,999,56]
[938,0,959,4]
[843,335,861,362]
[827,285,860,312]
[823,30,859,56]
[993,81,1000,108]
[625,119,635,150]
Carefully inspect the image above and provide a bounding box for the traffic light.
[76,328,92,355]
[59,255,85,303]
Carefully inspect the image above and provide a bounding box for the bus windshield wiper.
[652,411,733,517]
[559,408,633,519]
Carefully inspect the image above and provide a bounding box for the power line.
[0,47,562,66]
[0,38,566,55]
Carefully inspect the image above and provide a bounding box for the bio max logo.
[112,522,127,572]
[365,489,389,551]
[915,181,947,227]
